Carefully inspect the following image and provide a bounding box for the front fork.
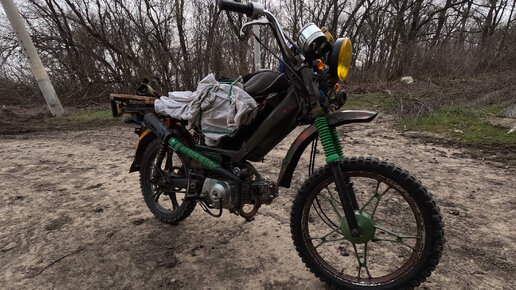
[314,117,361,237]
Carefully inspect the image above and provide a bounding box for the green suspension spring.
[315,117,341,163]
[330,126,345,160]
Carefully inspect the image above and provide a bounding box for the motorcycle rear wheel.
[290,157,444,289]
[140,138,196,224]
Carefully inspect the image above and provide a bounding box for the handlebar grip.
[218,0,254,17]
[143,114,175,141]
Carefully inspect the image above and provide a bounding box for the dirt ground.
[1,113,514,289]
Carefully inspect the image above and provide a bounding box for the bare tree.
[2,0,516,106]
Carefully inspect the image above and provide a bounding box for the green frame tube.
[168,137,220,169]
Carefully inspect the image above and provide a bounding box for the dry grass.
[0,105,117,134]
[347,69,516,119]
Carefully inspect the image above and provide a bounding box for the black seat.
[243,70,289,98]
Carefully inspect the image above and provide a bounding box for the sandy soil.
[0,114,514,289]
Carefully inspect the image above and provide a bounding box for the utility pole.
[1,0,64,117]
[253,25,261,71]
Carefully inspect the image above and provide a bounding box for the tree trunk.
[175,0,193,90]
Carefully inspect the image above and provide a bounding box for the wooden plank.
[109,93,155,105]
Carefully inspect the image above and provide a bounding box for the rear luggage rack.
[109,94,156,117]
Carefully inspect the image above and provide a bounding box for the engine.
[201,177,278,210]
[247,178,278,205]
[201,178,235,209]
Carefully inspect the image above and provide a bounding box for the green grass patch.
[46,110,119,129]
[400,105,515,145]
[345,93,393,111]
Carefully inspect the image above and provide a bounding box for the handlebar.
[218,0,254,17]
[219,1,297,66]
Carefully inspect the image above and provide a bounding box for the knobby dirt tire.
[140,138,196,224]
[290,157,444,290]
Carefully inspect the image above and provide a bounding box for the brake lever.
[240,16,269,38]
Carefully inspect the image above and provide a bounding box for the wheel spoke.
[153,190,163,202]
[310,227,346,249]
[370,186,391,218]
[372,224,420,250]
[360,181,380,212]
[360,181,392,218]
[152,163,166,179]
[322,187,344,220]
[312,198,339,230]
[351,242,372,280]
[165,150,173,170]
[170,192,179,209]
[374,224,418,239]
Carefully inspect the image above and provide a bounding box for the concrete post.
[1,0,64,116]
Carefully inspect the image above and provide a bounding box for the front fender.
[277,110,377,188]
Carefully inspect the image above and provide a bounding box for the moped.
[110,1,443,288]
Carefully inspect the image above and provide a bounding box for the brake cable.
[250,31,304,84]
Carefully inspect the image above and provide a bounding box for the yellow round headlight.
[329,38,352,81]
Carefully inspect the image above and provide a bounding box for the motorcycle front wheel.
[290,157,444,289]
[140,138,196,224]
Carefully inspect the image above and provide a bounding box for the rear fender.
[277,110,377,188]
[130,129,156,173]
[129,122,194,173]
